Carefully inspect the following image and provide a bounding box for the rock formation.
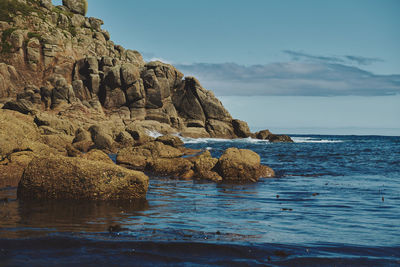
[0,0,286,198]
[0,0,292,142]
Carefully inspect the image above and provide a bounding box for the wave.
[180,136,271,144]
[150,132,342,144]
[291,137,343,143]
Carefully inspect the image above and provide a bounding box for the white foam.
[180,136,271,145]
[146,130,163,138]
[292,137,343,143]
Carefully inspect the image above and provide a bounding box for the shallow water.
[1,135,400,266]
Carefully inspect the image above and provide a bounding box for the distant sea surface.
[1,135,400,266]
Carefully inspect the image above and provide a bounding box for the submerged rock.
[18,155,149,200]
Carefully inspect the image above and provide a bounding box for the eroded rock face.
[18,155,149,200]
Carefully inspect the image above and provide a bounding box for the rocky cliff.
[0,0,253,138]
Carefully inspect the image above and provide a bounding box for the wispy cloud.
[284,50,384,66]
[344,55,384,66]
[176,61,400,96]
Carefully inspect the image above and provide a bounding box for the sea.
[1,134,399,266]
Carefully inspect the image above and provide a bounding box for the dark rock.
[268,134,293,143]
[3,99,35,114]
[255,129,293,143]
[125,80,145,104]
[255,130,272,140]
[232,119,251,138]
[51,78,76,108]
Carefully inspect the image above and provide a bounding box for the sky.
[54,0,400,135]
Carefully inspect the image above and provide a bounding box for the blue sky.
[54,0,400,135]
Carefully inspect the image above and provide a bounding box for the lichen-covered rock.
[148,158,193,178]
[116,141,183,170]
[79,149,114,164]
[18,155,149,200]
[216,148,262,183]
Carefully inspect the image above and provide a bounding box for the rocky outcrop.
[0,0,291,141]
[255,129,294,143]
[18,155,149,200]
[0,0,285,192]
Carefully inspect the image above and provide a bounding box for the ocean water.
[1,135,400,266]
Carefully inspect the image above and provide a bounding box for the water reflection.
[0,189,148,238]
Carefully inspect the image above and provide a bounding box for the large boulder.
[18,155,149,200]
[62,0,88,15]
[216,148,262,183]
